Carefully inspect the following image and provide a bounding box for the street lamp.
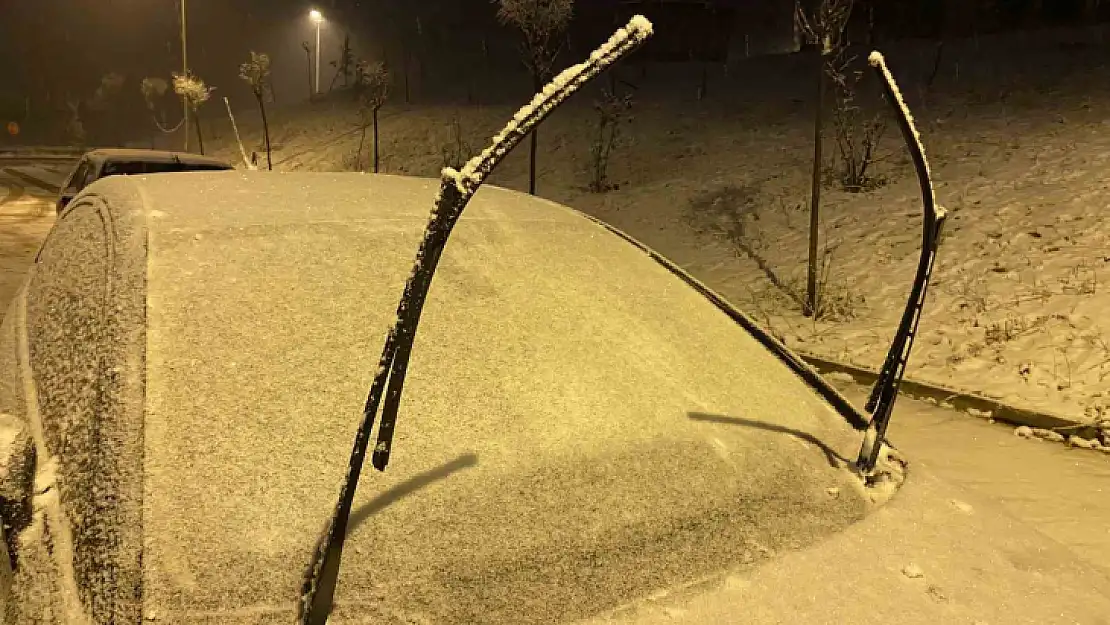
[310,9,324,96]
[181,0,189,150]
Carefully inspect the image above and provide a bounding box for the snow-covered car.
[1,171,1108,624]
[56,148,233,213]
[4,14,1110,625]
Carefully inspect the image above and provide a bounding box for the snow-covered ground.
[202,26,1110,428]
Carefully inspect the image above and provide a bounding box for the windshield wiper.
[855,52,947,473]
[299,17,655,625]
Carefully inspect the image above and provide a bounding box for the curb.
[792,348,1102,440]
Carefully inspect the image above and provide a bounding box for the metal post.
[181,0,189,151]
[315,20,322,95]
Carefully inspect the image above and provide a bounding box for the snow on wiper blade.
[855,52,947,474]
[298,16,655,625]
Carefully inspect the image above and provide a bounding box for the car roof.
[83,148,233,168]
[32,171,876,622]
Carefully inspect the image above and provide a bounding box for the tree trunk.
[192,109,205,154]
[305,48,314,101]
[805,45,825,318]
[372,107,381,173]
[866,1,876,45]
[698,59,708,100]
[256,93,273,171]
[926,40,944,89]
[356,126,366,171]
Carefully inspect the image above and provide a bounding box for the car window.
[146,162,232,173]
[102,160,149,176]
[79,162,99,190]
[64,160,89,193]
[100,160,232,177]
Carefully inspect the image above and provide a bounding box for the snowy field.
[200,26,1110,428]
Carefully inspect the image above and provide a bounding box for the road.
[829,376,1110,580]
[0,160,66,307]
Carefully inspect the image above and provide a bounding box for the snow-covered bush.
[239,51,273,169]
[440,115,473,170]
[588,87,634,192]
[828,49,887,192]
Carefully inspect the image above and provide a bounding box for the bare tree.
[239,51,274,170]
[353,61,390,173]
[795,0,853,318]
[172,72,214,154]
[588,87,634,192]
[495,0,574,195]
[826,40,886,193]
[329,33,356,92]
[64,95,85,146]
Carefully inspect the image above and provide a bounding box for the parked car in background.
[55,148,233,213]
[2,171,1108,624]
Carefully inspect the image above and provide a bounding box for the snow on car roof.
[46,171,875,622]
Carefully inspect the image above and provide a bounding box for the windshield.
[101,160,231,176]
[132,174,874,623]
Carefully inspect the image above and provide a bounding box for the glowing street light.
[310,9,324,96]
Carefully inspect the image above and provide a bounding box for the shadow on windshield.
[347,452,479,532]
[687,412,847,468]
[298,452,478,617]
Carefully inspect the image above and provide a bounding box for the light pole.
[181,0,189,150]
[310,9,324,96]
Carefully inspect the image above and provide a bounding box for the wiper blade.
[299,16,655,625]
[856,52,947,473]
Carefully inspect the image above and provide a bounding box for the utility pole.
[181,0,189,151]
[310,10,325,96]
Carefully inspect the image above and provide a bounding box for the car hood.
[573,464,1110,625]
[143,465,1110,625]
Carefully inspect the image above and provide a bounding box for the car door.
[9,194,145,621]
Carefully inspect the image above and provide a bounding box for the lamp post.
[310,9,324,96]
[181,0,189,150]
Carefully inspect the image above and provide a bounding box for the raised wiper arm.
[856,52,947,473]
[299,16,655,625]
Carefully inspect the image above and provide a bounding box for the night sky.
[0,0,763,110]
